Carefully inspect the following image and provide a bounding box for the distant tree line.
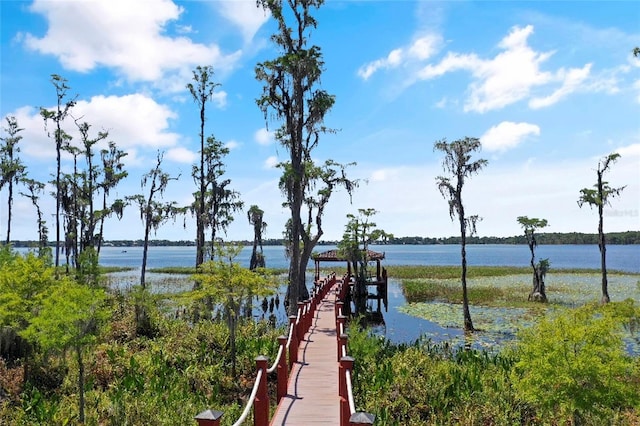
[8,230,639,248]
[387,231,640,245]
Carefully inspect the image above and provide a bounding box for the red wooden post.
[336,316,346,360]
[336,314,346,335]
[336,301,344,320]
[254,356,269,426]
[277,335,288,402]
[304,299,312,334]
[339,356,355,426]
[297,302,305,341]
[309,293,317,322]
[339,333,348,361]
[288,315,298,369]
[194,409,223,426]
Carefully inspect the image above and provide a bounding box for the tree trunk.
[598,200,610,303]
[229,304,237,378]
[76,345,85,423]
[55,141,61,271]
[5,181,12,244]
[459,205,474,332]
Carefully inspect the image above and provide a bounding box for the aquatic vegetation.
[399,273,640,352]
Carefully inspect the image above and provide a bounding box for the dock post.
[277,335,288,402]
[288,315,298,368]
[254,356,269,426]
[339,356,355,426]
[194,409,223,426]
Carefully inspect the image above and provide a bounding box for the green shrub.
[510,301,640,423]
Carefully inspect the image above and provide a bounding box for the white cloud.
[24,0,241,85]
[166,146,196,164]
[463,25,555,112]
[529,64,592,109]
[413,25,599,112]
[254,127,274,145]
[634,80,640,104]
[358,34,442,80]
[370,169,389,182]
[615,143,640,158]
[6,94,180,161]
[417,52,478,79]
[74,95,180,149]
[264,155,278,169]
[225,140,240,150]
[212,91,228,108]
[481,121,540,152]
[217,0,270,43]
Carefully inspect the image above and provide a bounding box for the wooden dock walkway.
[270,284,340,425]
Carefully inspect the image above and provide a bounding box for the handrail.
[267,344,284,374]
[336,274,376,426]
[285,321,294,350]
[231,369,264,426]
[195,274,344,426]
[345,369,356,416]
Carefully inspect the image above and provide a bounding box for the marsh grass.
[149,266,289,275]
[398,270,640,353]
[387,264,634,280]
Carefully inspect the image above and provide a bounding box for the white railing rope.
[345,369,356,416]
[285,322,294,350]
[267,344,284,374]
[231,369,264,426]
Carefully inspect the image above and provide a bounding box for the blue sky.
[1,0,639,243]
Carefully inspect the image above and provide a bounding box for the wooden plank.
[270,285,340,425]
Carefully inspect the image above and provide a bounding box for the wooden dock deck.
[269,285,339,425]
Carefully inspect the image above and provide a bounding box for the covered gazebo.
[311,249,385,282]
[311,248,388,312]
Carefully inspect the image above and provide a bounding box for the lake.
[95,243,640,273]
[20,243,639,348]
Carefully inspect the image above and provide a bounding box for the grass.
[396,268,640,353]
[148,266,289,275]
[385,264,636,280]
[100,266,134,274]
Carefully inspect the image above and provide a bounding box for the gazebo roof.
[312,249,385,262]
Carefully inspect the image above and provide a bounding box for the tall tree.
[0,116,26,244]
[23,278,107,424]
[191,243,276,377]
[128,152,184,335]
[59,145,82,271]
[19,179,50,260]
[577,153,626,304]
[187,65,220,268]
[434,137,488,332]
[97,141,128,256]
[338,208,392,314]
[256,0,339,313]
[128,152,184,289]
[247,205,267,270]
[199,136,243,260]
[517,216,550,302]
[75,120,108,256]
[40,74,76,271]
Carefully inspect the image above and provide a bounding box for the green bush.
[510,301,640,423]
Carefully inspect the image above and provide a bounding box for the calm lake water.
[20,243,639,347]
[95,243,640,273]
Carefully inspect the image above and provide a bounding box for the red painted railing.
[195,274,336,426]
[335,276,376,426]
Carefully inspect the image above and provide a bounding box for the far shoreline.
[7,229,640,248]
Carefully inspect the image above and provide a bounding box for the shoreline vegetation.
[6,230,640,247]
[2,252,639,424]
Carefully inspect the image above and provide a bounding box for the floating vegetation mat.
[399,273,640,353]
